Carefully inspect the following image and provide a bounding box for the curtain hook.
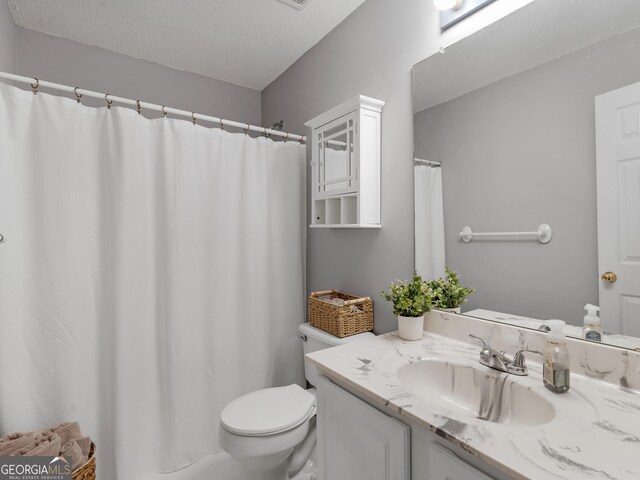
[161,105,167,118]
[284,132,289,143]
[263,127,268,138]
[136,100,141,115]
[31,78,39,95]
[105,94,113,110]
[74,87,82,104]
[243,123,250,135]
[219,119,224,131]
[192,112,196,125]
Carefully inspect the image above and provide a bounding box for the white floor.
[142,452,239,480]
[141,450,317,480]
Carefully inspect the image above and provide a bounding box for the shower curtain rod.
[414,158,440,167]
[0,71,307,142]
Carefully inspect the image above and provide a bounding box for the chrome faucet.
[469,335,540,376]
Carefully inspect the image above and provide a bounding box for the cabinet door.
[429,442,495,480]
[314,112,357,198]
[316,375,410,480]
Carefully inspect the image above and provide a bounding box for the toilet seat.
[221,384,316,437]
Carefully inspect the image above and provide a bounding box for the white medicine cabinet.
[305,95,384,228]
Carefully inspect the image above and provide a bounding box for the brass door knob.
[601,271,617,283]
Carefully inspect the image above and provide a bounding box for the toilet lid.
[221,384,316,437]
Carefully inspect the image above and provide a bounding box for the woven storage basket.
[72,442,96,480]
[308,290,373,338]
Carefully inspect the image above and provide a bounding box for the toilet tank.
[298,322,374,386]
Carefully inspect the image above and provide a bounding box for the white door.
[595,82,640,337]
[315,375,410,480]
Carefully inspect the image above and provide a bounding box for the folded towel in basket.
[0,431,26,443]
[75,436,92,458]
[0,432,37,455]
[61,440,85,470]
[0,421,92,469]
[11,432,62,456]
[47,422,82,445]
[20,437,62,457]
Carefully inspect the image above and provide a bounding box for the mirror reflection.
[413,1,640,350]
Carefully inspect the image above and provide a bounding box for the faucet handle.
[468,334,490,350]
[469,335,494,365]
[511,349,542,374]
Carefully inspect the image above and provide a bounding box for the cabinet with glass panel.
[305,95,384,228]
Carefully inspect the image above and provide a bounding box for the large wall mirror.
[413,0,640,350]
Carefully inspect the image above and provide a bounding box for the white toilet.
[219,322,374,480]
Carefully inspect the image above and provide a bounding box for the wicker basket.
[308,290,373,338]
[72,442,96,480]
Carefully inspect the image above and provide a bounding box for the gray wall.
[414,26,640,325]
[14,28,261,124]
[261,0,525,333]
[0,0,15,72]
[261,0,440,333]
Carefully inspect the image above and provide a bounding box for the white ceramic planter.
[398,315,424,341]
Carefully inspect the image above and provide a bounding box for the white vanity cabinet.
[426,441,495,480]
[316,375,510,480]
[315,375,409,480]
[305,95,384,229]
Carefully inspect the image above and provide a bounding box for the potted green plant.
[427,267,475,313]
[381,272,431,340]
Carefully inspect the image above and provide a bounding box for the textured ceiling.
[414,0,640,112]
[8,0,366,91]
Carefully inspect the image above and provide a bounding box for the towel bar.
[460,224,552,244]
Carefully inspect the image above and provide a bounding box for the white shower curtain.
[414,163,446,280]
[0,83,306,479]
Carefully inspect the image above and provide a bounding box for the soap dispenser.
[543,320,570,394]
[582,304,602,342]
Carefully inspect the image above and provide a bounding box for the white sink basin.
[397,360,555,426]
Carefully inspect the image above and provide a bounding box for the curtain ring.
[243,123,250,135]
[31,78,39,95]
[192,112,196,125]
[161,105,167,118]
[263,127,268,138]
[105,94,113,110]
[284,132,289,143]
[74,87,82,104]
[136,100,141,115]
[219,119,224,131]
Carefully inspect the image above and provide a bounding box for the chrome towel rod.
[460,224,552,244]
[0,71,306,142]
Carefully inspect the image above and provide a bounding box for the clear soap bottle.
[582,304,602,342]
[543,320,570,394]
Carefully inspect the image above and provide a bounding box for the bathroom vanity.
[306,312,640,480]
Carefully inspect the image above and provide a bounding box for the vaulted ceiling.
[8,0,366,90]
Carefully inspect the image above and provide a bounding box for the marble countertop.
[307,330,640,480]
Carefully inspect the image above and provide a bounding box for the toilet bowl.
[219,384,317,480]
[219,322,374,480]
